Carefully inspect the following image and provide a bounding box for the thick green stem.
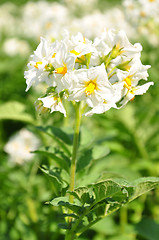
[65,102,81,240]
[65,231,75,240]
[69,102,81,203]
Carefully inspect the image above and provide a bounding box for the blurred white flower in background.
[4,129,40,165]
[0,0,159,47]
[0,1,135,45]
[0,2,18,36]
[64,0,98,16]
[3,38,31,56]
[122,0,159,45]
[64,8,134,40]
[20,1,69,40]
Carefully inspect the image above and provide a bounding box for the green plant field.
[0,0,159,239]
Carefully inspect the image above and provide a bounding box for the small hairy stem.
[107,66,117,77]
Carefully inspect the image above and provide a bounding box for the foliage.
[0,0,159,240]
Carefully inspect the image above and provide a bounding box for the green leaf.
[40,166,68,195]
[0,101,35,123]
[41,166,63,184]
[49,177,159,237]
[92,180,124,205]
[92,144,110,160]
[58,223,70,230]
[129,177,159,201]
[37,126,73,145]
[34,149,70,173]
[68,187,93,205]
[76,148,93,172]
[136,218,159,240]
[50,196,82,214]
[67,177,159,235]
[36,126,72,156]
[50,196,69,206]
[70,180,124,206]
[91,215,119,235]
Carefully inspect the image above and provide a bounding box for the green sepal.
[46,86,56,94]
[117,59,132,71]
[110,44,124,59]
[44,63,55,73]
[85,53,92,68]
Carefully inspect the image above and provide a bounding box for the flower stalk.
[65,102,81,240]
[69,102,81,208]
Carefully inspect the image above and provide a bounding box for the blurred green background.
[0,0,159,239]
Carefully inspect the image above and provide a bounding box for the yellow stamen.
[130,89,135,95]
[148,0,155,2]
[52,53,56,58]
[55,64,67,75]
[83,37,86,44]
[125,77,131,86]
[53,96,58,101]
[85,79,98,96]
[123,76,132,90]
[45,22,52,30]
[140,11,146,17]
[34,61,43,69]
[75,55,85,63]
[70,50,80,56]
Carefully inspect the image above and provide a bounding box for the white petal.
[134,82,154,95]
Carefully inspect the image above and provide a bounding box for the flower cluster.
[25,29,153,116]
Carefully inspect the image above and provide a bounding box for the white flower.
[117,57,151,88]
[93,29,142,68]
[52,41,76,92]
[85,101,117,116]
[4,129,40,165]
[85,81,124,116]
[67,63,115,108]
[68,32,97,62]
[25,37,53,91]
[120,82,154,106]
[38,95,66,116]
